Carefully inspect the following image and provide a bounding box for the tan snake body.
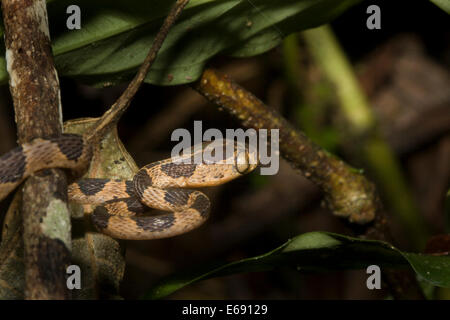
[0,134,258,240]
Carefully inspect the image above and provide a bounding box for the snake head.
[233,140,259,175]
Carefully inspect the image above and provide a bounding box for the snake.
[0,134,258,240]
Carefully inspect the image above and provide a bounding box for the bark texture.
[1,0,71,299]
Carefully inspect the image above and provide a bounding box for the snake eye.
[235,150,250,174]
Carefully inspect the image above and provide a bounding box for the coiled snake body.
[0,134,258,240]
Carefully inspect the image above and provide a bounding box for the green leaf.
[0,0,362,86]
[144,232,450,299]
[430,0,450,13]
[402,253,450,288]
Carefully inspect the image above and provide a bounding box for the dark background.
[0,0,448,299]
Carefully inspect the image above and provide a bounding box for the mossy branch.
[193,68,424,299]
[195,68,377,224]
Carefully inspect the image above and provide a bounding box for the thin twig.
[85,0,191,143]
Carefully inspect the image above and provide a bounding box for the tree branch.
[1,0,191,299]
[1,0,70,299]
[195,69,377,224]
[193,68,425,299]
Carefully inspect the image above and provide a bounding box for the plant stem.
[302,25,429,250]
[282,34,339,152]
[195,69,378,225]
[86,0,191,144]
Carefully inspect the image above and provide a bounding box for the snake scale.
[0,134,258,240]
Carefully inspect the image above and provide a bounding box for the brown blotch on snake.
[163,189,193,207]
[92,207,111,230]
[0,146,26,183]
[190,194,210,218]
[160,163,197,178]
[49,134,84,162]
[77,178,108,196]
[131,214,175,232]
[133,169,153,198]
[121,197,147,214]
